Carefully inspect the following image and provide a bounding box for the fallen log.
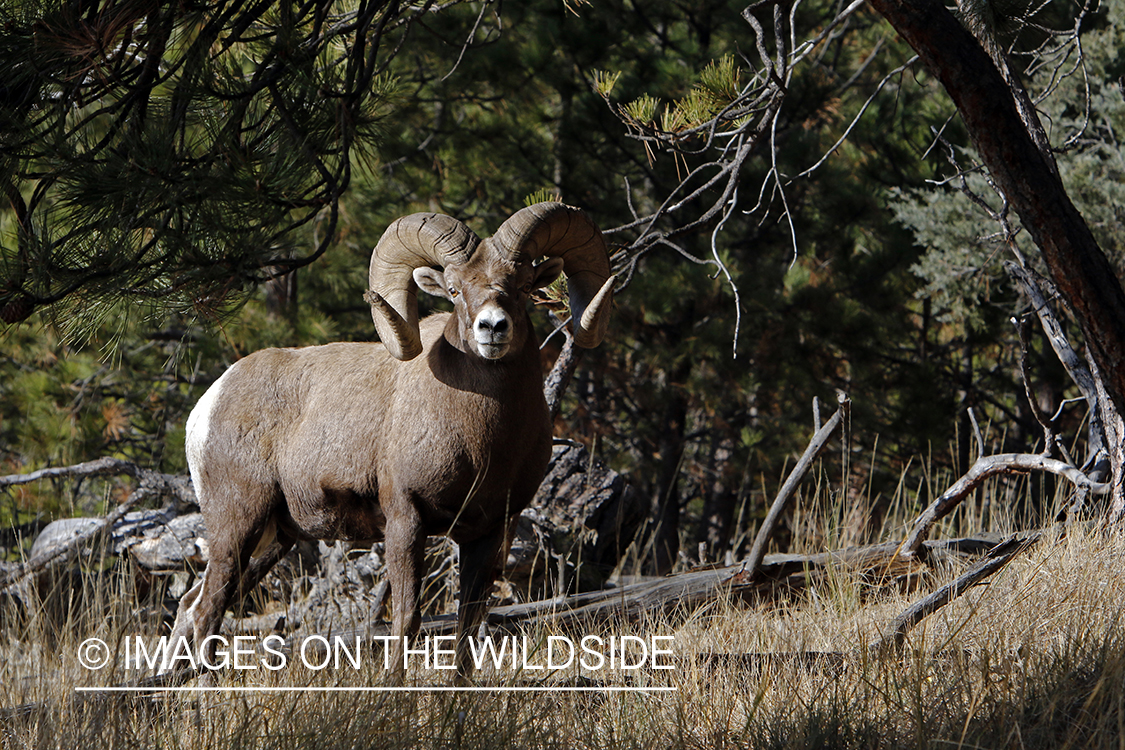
[299,533,1017,642]
[484,534,1011,632]
[2,441,641,631]
[0,490,153,594]
[0,457,199,594]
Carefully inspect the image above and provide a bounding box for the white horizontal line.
[75,686,677,693]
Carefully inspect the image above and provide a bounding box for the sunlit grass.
[4,464,1125,748]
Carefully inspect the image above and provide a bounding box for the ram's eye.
[521,283,532,294]
[448,287,459,298]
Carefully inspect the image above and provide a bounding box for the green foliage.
[603,51,747,138]
[624,94,662,126]
[886,0,1125,492]
[896,0,1125,306]
[592,69,622,98]
[0,0,966,547]
[891,173,1009,330]
[0,0,412,342]
[523,188,563,208]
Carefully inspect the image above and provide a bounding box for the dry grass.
[5,484,1125,748]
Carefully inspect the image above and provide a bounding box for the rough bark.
[514,442,645,593]
[543,327,583,424]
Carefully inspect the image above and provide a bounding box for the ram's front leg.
[454,525,507,681]
[383,500,426,684]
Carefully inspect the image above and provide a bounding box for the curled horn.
[366,213,479,361]
[490,202,616,348]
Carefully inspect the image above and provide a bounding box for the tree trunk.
[697,436,737,561]
[868,0,1125,509]
[646,358,691,575]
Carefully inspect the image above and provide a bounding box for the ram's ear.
[413,267,450,300]
[532,257,565,289]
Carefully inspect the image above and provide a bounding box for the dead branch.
[1005,261,1108,476]
[0,457,197,510]
[900,453,1105,560]
[0,488,151,593]
[297,534,1008,642]
[0,457,140,488]
[1092,355,1125,520]
[0,458,199,593]
[744,392,850,575]
[543,324,582,423]
[876,532,1042,654]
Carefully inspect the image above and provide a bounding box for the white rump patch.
[185,366,235,503]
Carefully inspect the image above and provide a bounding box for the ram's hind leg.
[161,492,280,675]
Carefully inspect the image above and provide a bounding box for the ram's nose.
[473,307,513,359]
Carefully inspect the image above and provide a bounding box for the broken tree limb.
[543,326,583,424]
[744,392,850,575]
[296,534,1006,643]
[0,459,201,594]
[0,457,139,488]
[0,457,197,511]
[900,453,1106,560]
[1091,353,1125,521]
[0,487,152,593]
[876,532,1042,654]
[1006,261,1109,477]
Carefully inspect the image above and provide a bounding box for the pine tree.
[0,0,436,341]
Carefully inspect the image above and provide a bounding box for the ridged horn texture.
[367,202,615,359]
[489,202,616,348]
[367,213,480,361]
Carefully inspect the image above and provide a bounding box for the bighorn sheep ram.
[164,202,615,679]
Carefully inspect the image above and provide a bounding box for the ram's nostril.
[475,309,511,338]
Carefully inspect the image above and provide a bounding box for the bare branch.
[900,453,1106,559]
[877,532,1042,654]
[1006,261,1107,475]
[543,325,584,423]
[745,392,851,575]
[795,57,920,180]
[0,487,151,593]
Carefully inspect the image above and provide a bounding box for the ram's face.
[414,253,564,360]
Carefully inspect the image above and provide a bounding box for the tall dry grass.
[4,465,1125,749]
